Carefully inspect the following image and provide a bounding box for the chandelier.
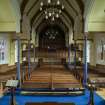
[40,0,64,21]
[45,28,59,40]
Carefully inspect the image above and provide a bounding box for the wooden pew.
[23,64,82,90]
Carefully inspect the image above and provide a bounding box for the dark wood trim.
[76,39,93,42]
[75,0,84,15]
[20,0,29,33]
[63,9,74,26]
[26,0,39,16]
[89,32,105,34]
[66,0,78,15]
[31,10,40,26]
[12,39,28,41]
[96,64,105,67]
[21,0,29,16]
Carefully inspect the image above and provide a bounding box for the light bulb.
[62,5,64,10]
[59,10,62,14]
[48,0,51,4]
[45,11,47,14]
[57,0,60,5]
[56,14,59,18]
[45,15,48,19]
[52,17,55,21]
[40,2,43,6]
[40,7,42,11]
[49,12,52,17]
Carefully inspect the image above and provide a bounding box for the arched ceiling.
[20,0,84,33]
[36,18,68,34]
[2,0,105,38]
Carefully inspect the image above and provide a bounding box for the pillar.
[17,37,21,86]
[68,45,71,65]
[74,40,76,70]
[83,33,88,86]
[83,17,88,87]
[28,41,31,79]
[34,45,35,63]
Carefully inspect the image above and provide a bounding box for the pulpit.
[6,80,19,105]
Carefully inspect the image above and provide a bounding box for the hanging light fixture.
[62,5,64,10]
[59,10,62,14]
[56,14,59,18]
[45,15,48,19]
[57,0,60,5]
[48,0,51,4]
[40,7,42,11]
[39,0,64,21]
[45,11,47,14]
[52,16,55,21]
[40,2,43,6]
[49,12,52,17]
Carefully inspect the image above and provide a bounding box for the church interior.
[0,0,105,105]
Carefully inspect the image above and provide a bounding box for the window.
[0,40,6,64]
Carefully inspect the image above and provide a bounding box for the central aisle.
[22,64,82,89]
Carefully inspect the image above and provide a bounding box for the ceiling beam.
[24,0,75,27]
[20,0,29,33]
[66,0,78,15]
[31,9,40,27]
[21,0,82,31]
[63,9,74,26]
[26,0,39,16]
[33,10,72,30]
[20,0,29,16]
[75,0,84,15]
[31,8,74,28]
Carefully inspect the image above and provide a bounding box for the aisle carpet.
[0,90,105,105]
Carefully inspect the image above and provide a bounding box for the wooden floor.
[96,88,105,100]
[22,64,82,89]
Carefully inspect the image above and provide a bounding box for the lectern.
[6,80,19,105]
[87,84,95,105]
